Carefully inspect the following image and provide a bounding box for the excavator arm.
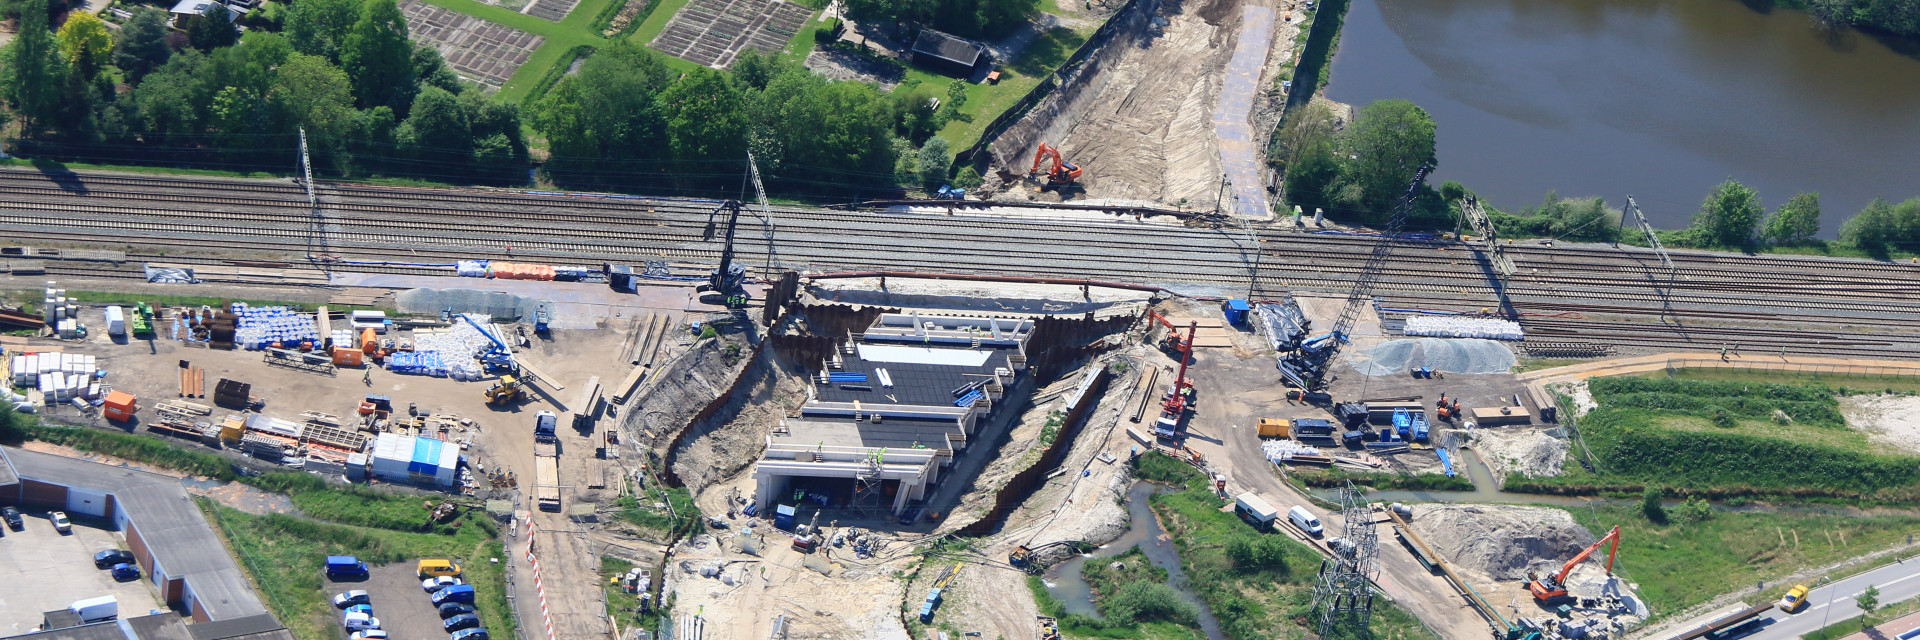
[1028,142,1082,186]
[1554,525,1621,585]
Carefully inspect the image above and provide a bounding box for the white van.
[1288,506,1324,537]
[69,596,118,623]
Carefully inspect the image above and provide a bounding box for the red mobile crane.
[1528,525,1621,604]
[1145,309,1193,356]
[1153,321,1198,439]
[1029,142,1082,189]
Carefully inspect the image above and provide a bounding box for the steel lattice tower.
[1312,481,1379,637]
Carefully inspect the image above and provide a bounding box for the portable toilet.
[774,504,797,530]
[1222,299,1251,328]
[102,391,137,422]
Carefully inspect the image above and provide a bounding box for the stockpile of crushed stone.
[1350,338,1516,376]
[1408,504,1594,580]
[1470,431,1570,479]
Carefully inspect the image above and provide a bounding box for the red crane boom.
[1529,525,1621,603]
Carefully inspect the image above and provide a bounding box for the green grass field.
[1568,503,1920,621]
[1661,367,1920,396]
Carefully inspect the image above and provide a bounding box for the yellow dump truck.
[1257,418,1291,438]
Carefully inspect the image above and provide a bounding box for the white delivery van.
[1288,506,1324,537]
[1234,493,1279,529]
[104,306,126,337]
[69,596,118,623]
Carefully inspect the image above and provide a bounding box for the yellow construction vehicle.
[484,375,526,406]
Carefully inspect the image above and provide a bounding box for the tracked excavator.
[1528,525,1621,605]
[696,199,751,308]
[1028,142,1082,191]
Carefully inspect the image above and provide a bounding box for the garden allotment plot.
[401,0,546,87]
[650,0,813,67]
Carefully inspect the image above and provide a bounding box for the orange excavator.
[1145,309,1193,356]
[1529,525,1621,605]
[1029,142,1082,190]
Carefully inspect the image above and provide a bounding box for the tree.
[1760,192,1821,246]
[1282,139,1340,214]
[270,53,356,139]
[341,0,416,113]
[134,50,212,143]
[187,2,240,51]
[286,0,358,61]
[1102,581,1199,625]
[917,136,950,191]
[397,86,471,177]
[462,90,527,184]
[55,11,112,80]
[658,68,747,187]
[1858,584,1880,626]
[1690,178,1763,247]
[113,7,173,83]
[413,44,463,95]
[0,0,70,137]
[1331,99,1436,221]
[531,41,672,188]
[1641,486,1667,524]
[1840,197,1898,256]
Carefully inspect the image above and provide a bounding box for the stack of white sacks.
[1402,316,1525,341]
[10,353,104,406]
[1263,440,1322,464]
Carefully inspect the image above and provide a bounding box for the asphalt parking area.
[0,511,169,635]
[326,562,452,640]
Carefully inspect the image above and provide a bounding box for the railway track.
[4,166,1920,358]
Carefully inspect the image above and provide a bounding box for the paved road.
[1741,557,1920,639]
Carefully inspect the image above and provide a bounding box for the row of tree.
[1799,0,1920,38]
[0,0,955,194]
[531,43,952,196]
[841,0,1038,38]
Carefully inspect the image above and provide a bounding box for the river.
[1043,482,1227,639]
[1326,0,1920,232]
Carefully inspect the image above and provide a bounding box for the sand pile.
[1842,394,1920,455]
[1408,504,1594,581]
[1470,430,1569,479]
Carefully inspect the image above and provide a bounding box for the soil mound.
[1408,504,1593,580]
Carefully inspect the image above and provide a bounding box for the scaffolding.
[849,449,887,515]
[1312,480,1379,637]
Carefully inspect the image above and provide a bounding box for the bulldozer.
[1028,142,1082,192]
[484,375,526,406]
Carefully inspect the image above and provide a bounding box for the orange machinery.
[1029,142,1082,188]
[1529,525,1621,604]
[103,391,138,422]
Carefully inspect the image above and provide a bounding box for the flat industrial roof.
[0,446,18,487]
[2,621,130,640]
[774,416,964,451]
[2,447,269,622]
[185,614,292,640]
[813,346,1015,408]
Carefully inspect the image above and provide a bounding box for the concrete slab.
[0,513,171,636]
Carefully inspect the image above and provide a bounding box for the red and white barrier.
[525,519,557,640]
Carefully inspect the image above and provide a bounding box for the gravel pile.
[1470,430,1569,479]
[1408,504,1593,580]
[397,288,543,320]
[1350,338,1516,376]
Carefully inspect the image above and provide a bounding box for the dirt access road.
[986,0,1304,212]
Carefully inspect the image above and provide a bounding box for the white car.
[422,576,464,593]
[332,590,370,609]
[49,511,71,534]
[349,631,389,640]
[343,612,381,632]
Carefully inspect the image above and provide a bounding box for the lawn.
[921,25,1088,150]
[1662,367,1920,396]
[1567,503,1920,621]
[406,0,621,101]
[600,556,660,636]
[205,502,515,640]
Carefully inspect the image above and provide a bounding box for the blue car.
[450,628,489,640]
[345,604,373,617]
[111,563,141,581]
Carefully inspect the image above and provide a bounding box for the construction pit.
[3,269,1632,640]
[973,0,1309,212]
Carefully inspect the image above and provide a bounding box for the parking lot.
[326,562,455,640]
[0,511,169,635]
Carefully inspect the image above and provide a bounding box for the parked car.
[1779,584,1809,612]
[3,506,23,531]
[344,604,373,617]
[450,628,490,640]
[343,612,381,632]
[417,559,463,578]
[431,585,476,606]
[437,603,476,619]
[94,550,136,568]
[441,614,481,633]
[348,631,389,640]
[422,576,464,593]
[333,591,371,609]
[49,511,71,534]
[111,563,142,581]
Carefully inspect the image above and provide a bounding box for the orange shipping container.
[332,347,365,366]
[103,391,138,422]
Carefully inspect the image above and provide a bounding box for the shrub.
[1642,486,1667,524]
[1102,581,1198,625]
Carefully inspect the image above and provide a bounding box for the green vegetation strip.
[1133,452,1435,640]
[1509,376,1920,501]
[1291,466,1473,492]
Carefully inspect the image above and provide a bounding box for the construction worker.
[363,368,372,386]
